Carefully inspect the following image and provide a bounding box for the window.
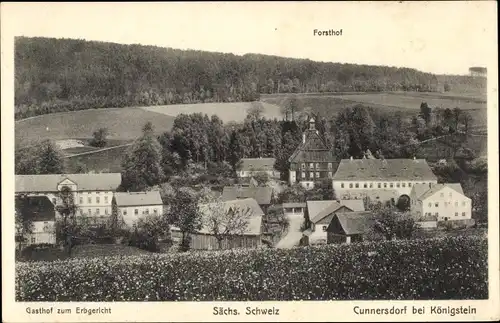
[88,197,92,204]
[309,172,314,178]
[402,183,406,188]
[145,209,149,215]
[435,202,439,207]
[369,183,373,188]
[154,209,158,214]
[301,172,306,178]
[328,163,332,169]
[134,209,139,215]
[315,172,320,178]
[462,212,466,217]
[363,183,367,188]
[52,198,57,205]
[306,183,310,188]
[309,163,314,169]
[349,183,353,188]
[390,183,394,188]
[383,183,387,188]
[428,203,432,207]
[396,183,400,188]
[104,196,108,204]
[355,183,359,188]
[31,237,36,244]
[105,209,108,215]
[409,183,412,187]
[96,209,100,215]
[79,197,83,204]
[96,197,100,204]
[435,212,439,217]
[301,163,306,169]
[88,209,91,215]
[123,210,127,216]
[315,163,320,169]
[455,212,458,217]
[322,226,328,232]
[378,183,381,188]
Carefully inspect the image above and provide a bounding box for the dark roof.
[332,158,437,181]
[221,186,274,205]
[239,158,276,172]
[16,173,122,193]
[115,191,163,207]
[328,211,375,235]
[15,195,56,222]
[288,129,336,163]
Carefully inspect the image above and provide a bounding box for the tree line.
[15,36,485,120]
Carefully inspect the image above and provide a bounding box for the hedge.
[15,236,488,301]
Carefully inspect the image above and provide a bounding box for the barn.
[326,211,375,244]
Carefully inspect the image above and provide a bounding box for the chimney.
[302,133,306,143]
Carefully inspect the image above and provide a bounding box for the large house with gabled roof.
[331,157,437,204]
[288,117,337,189]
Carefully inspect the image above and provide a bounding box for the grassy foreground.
[16,236,487,301]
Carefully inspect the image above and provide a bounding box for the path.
[64,143,134,158]
[275,214,304,249]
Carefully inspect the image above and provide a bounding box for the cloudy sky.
[2,2,497,75]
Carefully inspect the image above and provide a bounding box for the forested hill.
[15,37,486,120]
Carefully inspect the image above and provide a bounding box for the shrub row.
[16,236,488,301]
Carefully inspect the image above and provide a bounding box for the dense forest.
[14,37,486,120]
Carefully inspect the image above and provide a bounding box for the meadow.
[16,236,487,301]
[140,101,283,123]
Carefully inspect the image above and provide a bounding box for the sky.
[1,2,497,75]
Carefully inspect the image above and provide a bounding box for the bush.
[16,236,487,301]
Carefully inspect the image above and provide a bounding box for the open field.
[16,236,487,301]
[140,101,283,123]
[15,108,175,147]
[65,145,128,173]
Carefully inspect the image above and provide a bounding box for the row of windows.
[79,208,110,216]
[78,196,109,204]
[424,212,467,217]
[123,208,159,216]
[340,182,428,189]
[300,172,333,179]
[427,201,467,208]
[301,163,333,170]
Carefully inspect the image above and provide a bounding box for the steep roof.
[15,195,56,222]
[332,159,437,181]
[413,183,467,201]
[306,200,338,222]
[239,158,276,172]
[307,199,366,224]
[196,198,264,235]
[329,211,375,235]
[114,191,163,207]
[288,118,336,164]
[221,186,274,205]
[15,173,122,193]
[338,200,365,212]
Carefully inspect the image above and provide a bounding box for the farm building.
[326,211,375,244]
[288,117,337,189]
[171,198,266,250]
[410,183,472,222]
[332,157,437,204]
[15,195,56,246]
[15,173,122,220]
[237,158,280,179]
[304,199,365,244]
[114,191,164,227]
[221,186,274,213]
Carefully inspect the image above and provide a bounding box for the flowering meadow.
[16,236,487,301]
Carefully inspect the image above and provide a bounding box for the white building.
[304,199,365,244]
[15,174,121,222]
[15,195,56,245]
[237,158,280,179]
[332,158,438,204]
[410,183,472,222]
[114,191,164,227]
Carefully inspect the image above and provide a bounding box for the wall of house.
[119,205,164,227]
[333,180,438,202]
[239,170,280,178]
[172,231,262,250]
[417,187,472,221]
[288,171,297,185]
[283,207,305,217]
[26,221,56,245]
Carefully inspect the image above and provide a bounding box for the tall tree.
[37,140,65,174]
[55,186,79,256]
[15,195,34,251]
[228,130,244,173]
[419,102,432,125]
[89,127,109,148]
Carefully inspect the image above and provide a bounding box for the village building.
[171,198,266,250]
[114,191,164,227]
[237,158,280,179]
[281,202,307,217]
[15,195,56,246]
[304,199,365,244]
[15,173,122,221]
[288,117,337,189]
[332,158,438,204]
[326,211,375,244]
[221,186,274,213]
[410,183,472,222]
